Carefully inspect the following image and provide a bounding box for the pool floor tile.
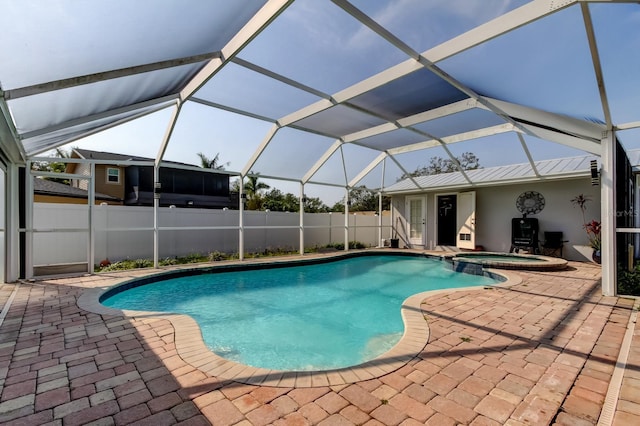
[1,253,640,425]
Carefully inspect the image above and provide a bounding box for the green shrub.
[349,241,366,249]
[324,241,366,250]
[159,257,178,266]
[98,259,152,272]
[179,253,209,264]
[617,263,640,296]
[208,251,226,262]
[96,243,370,273]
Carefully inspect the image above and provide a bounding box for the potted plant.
[585,219,601,263]
[570,194,601,263]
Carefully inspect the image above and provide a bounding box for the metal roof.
[1,0,639,196]
[384,151,603,193]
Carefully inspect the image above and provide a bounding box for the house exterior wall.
[390,177,600,261]
[94,165,125,200]
[71,162,91,190]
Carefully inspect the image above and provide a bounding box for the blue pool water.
[101,255,499,371]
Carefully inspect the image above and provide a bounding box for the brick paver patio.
[0,255,638,425]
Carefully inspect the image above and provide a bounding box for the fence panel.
[32,203,391,269]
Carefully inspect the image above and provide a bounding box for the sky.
[41,0,640,205]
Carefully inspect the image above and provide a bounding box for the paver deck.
[0,254,638,425]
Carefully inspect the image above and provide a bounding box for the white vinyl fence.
[31,203,392,270]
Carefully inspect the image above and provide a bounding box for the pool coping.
[77,251,522,387]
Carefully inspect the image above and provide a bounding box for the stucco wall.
[390,177,600,261]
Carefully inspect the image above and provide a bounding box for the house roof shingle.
[33,177,120,201]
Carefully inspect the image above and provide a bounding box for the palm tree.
[244,173,270,210]
[196,152,229,170]
[31,147,71,184]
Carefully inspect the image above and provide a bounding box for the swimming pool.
[100,253,502,372]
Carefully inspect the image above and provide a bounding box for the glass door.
[408,197,425,247]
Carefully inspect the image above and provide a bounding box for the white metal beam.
[332,0,420,60]
[277,99,336,127]
[299,183,304,255]
[348,152,387,188]
[387,140,442,156]
[189,97,276,124]
[600,130,616,296]
[581,3,612,128]
[342,123,399,144]
[616,121,640,131]
[386,153,423,191]
[4,52,219,100]
[242,124,280,177]
[155,103,182,167]
[518,124,601,154]
[180,0,293,101]
[340,99,479,145]
[397,99,479,128]
[438,143,473,185]
[5,163,21,281]
[517,133,541,178]
[386,124,515,156]
[484,97,605,141]
[0,96,25,163]
[302,140,343,184]
[231,57,330,100]
[339,146,349,187]
[441,123,516,145]
[425,0,577,63]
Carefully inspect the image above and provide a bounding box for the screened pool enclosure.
[2,0,640,295]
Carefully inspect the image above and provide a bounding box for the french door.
[407,197,425,247]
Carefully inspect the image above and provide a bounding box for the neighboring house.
[33,177,121,205]
[66,149,233,209]
[384,146,635,262]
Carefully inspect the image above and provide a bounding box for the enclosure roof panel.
[1,0,637,191]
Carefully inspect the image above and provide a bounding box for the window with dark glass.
[106,167,120,184]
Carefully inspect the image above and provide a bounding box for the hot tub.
[447,252,568,272]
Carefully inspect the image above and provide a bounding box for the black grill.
[511,218,539,252]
